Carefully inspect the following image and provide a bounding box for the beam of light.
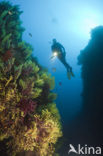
[50,51,58,60]
[64,9,100,40]
[83,18,98,34]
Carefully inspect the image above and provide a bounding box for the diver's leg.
[59,57,74,79]
[62,60,75,78]
[61,60,72,72]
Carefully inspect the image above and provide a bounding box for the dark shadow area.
[59,26,103,156]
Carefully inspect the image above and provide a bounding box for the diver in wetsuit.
[51,39,74,79]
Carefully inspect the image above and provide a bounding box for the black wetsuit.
[51,42,72,72]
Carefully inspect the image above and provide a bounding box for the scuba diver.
[51,39,74,80]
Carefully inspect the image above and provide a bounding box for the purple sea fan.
[3,50,13,62]
[22,66,33,76]
[22,78,35,96]
[18,99,37,115]
[22,82,32,96]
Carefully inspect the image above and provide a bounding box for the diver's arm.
[50,54,56,60]
[50,55,54,60]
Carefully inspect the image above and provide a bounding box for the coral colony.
[0,1,62,156]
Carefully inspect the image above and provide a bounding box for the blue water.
[2,0,103,153]
[4,0,103,123]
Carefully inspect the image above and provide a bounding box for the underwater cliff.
[78,26,103,144]
[0,1,62,156]
[59,26,103,156]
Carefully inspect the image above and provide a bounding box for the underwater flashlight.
[53,52,58,57]
[50,51,58,60]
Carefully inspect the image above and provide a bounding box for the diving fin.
[67,71,75,80]
[67,72,71,80]
[70,71,75,77]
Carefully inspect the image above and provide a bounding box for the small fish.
[52,18,58,24]
[52,67,56,72]
[29,33,32,37]
[8,11,12,15]
[59,82,62,86]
